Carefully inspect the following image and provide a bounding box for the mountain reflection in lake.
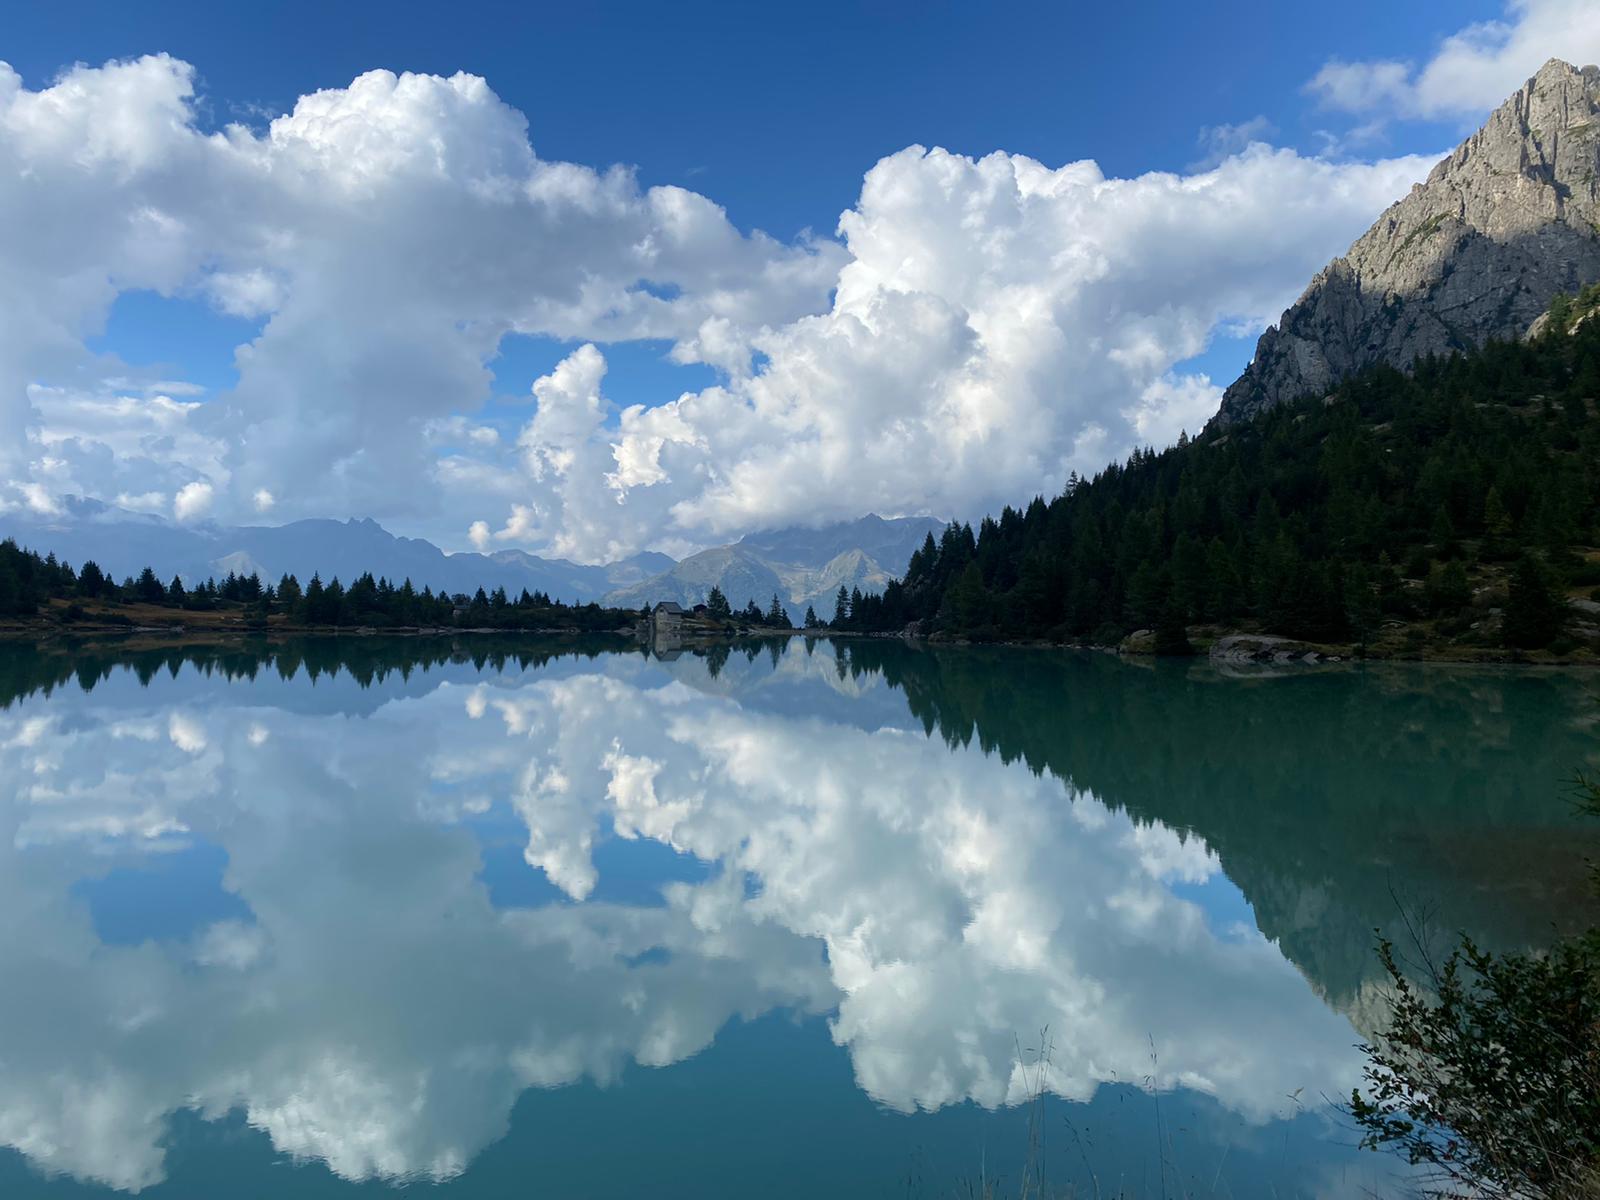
[0,636,1595,1198]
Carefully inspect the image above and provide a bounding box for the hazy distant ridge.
[604,515,945,620]
[0,500,939,614]
[0,497,671,603]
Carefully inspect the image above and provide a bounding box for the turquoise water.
[0,637,1595,1198]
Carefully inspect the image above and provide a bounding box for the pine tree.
[1153,598,1193,656]
[1204,539,1243,621]
[1124,561,1164,629]
[302,573,326,624]
[1430,507,1459,559]
[324,578,347,625]
[1502,556,1564,649]
[948,562,989,631]
[135,567,166,605]
[0,560,22,616]
[77,560,107,598]
[1170,534,1207,621]
[1425,561,1470,616]
[1343,566,1382,649]
[1545,290,1574,336]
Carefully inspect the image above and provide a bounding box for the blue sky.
[1,1,1590,555]
[6,1,1501,237]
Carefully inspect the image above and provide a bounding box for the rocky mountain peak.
[1212,58,1600,428]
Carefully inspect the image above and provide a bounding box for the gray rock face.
[1208,634,1329,665]
[1213,59,1600,427]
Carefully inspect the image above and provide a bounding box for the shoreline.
[2,617,1595,669]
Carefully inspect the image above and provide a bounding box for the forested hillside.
[0,544,629,633]
[844,292,1600,655]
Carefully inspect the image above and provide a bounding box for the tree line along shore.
[5,296,1600,661]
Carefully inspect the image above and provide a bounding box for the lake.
[0,635,1595,1198]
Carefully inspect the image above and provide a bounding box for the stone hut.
[651,601,686,638]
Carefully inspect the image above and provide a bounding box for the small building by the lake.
[652,601,686,638]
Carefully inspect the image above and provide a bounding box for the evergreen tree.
[1425,561,1471,616]
[134,567,165,605]
[302,574,327,624]
[705,586,732,618]
[77,560,107,598]
[1343,565,1382,649]
[0,554,25,616]
[1124,561,1164,629]
[1153,598,1193,656]
[1503,556,1564,649]
[1544,289,1574,336]
[323,578,347,625]
[845,315,1600,649]
[947,562,989,631]
[1430,507,1459,559]
[765,593,791,628]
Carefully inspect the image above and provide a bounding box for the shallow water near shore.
[0,636,1595,1199]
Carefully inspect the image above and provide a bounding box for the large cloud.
[581,145,1432,543]
[0,56,210,482]
[0,56,841,538]
[0,53,1445,557]
[1306,0,1600,122]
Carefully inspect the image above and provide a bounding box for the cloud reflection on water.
[0,641,1402,1190]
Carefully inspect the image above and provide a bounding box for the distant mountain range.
[603,515,945,621]
[0,497,941,615]
[0,497,670,602]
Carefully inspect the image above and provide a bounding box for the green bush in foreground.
[1351,936,1600,1197]
[1351,778,1600,1198]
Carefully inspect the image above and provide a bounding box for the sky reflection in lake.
[0,637,1594,1198]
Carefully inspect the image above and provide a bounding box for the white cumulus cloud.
[172,479,213,522]
[0,55,841,540]
[0,52,1493,560]
[1307,0,1600,121]
[473,144,1431,553]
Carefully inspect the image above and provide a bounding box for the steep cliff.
[1213,58,1600,427]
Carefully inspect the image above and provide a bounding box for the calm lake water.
[1,636,1596,1199]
